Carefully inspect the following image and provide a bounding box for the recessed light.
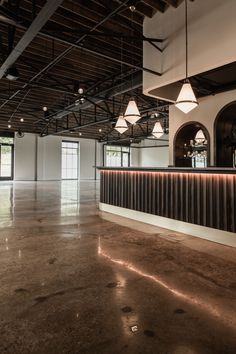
[20,118,24,122]
[43,106,48,112]
[8,124,11,128]
[79,132,82,136]
[99,128,102,132]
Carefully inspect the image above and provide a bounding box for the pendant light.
[124,5,141,124]
[124,98,141,124]
[152,121,164,139]
[175,0,198,114]
[115,37,129,134]
[195,129,205,144]
[115,115,128,134]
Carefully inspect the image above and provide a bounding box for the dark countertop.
[97,166,236,174]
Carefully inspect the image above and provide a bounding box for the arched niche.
[214,101,236,167]
[174,122,210,167]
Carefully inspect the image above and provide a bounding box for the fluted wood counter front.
[98,167,236,234]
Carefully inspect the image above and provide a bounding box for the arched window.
[174,122,210,167]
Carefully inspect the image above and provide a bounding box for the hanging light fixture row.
[175,0,198,114]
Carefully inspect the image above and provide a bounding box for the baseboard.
[99,203,236,248]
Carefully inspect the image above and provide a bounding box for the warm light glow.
[98,240,236,329]
[115,115,128,134]
[152,121,164,139]
[175,82,198,114]
[124,99,141,124]
[20,118,24,122]
[43,106,48,112]
[195,129,205,144]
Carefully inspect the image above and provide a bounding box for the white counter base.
[99,202,236,248]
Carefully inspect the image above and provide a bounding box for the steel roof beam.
[0,0,64,79]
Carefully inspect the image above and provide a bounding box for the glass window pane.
[61,141,79,179]
[0,137,13,144]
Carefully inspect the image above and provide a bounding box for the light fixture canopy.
[175,80,198,114]
[115,115,128,134]
[152,121,164,139]
[124,99,141,124]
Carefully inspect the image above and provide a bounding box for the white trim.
[99,203,236,248]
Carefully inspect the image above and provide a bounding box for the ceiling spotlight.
[5,66,19,81]
[129,5,136,12]
[8,124,11,129]
[79,132,82,136]
[20,118,24,122]
[75,97,85,105]
[16,129,24,138]
[99,128,102,132]
[43,106,48,112]
[78,88,84,94]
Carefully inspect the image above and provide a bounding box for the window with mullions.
[104,145,130,167]
[0,135,14,180]
[61,141,79,180]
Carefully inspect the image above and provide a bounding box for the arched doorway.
[174,122,210,167]
[214,101,236,167]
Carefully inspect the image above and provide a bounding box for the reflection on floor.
[0,180,236,354]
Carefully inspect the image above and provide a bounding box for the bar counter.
[98,167,236,234]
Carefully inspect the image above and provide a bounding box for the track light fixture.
[75,87,85,105]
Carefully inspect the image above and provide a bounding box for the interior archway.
[174,122,210,167]
[214,101,236,167]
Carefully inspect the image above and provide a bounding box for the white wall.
[37,136,61,180]
[169,89,236,165]
[143,0,236,101]
[14,134,102,181]
[14,133,36,181]
[134,137,169,167]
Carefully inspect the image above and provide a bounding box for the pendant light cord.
[185,0,188,79]
[120,36,123,108]
[131,9,134,96]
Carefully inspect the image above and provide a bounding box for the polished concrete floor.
[0,180,236,354]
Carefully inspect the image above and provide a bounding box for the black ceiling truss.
[3,0,231,141]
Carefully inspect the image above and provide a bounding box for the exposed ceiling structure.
[1,0,234,143]
[0,0,181,143]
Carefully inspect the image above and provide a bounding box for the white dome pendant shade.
[175,80,198,114]
[152,121,164,139]
[115,115,128,134]
[124,99,141,124]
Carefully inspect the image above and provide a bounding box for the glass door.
[0,144,14,180]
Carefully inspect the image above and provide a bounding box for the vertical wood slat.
[100,170,236,233]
